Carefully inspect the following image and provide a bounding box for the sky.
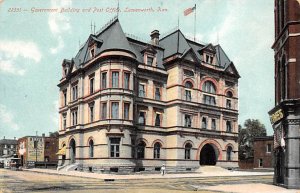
[0,0,275,139]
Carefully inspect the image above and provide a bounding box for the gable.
[225,62,240,78]
[182,49,198,63]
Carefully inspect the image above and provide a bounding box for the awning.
[56,146,66,155]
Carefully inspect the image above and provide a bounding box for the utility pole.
[35,131,37,167]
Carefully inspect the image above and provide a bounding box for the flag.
[184,5,196,16]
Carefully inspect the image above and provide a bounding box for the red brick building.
[268,0,300,189]
[253,136,273,168]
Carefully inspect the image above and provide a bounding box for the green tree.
[238,119,267,160]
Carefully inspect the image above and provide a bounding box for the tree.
[238,119,267,160]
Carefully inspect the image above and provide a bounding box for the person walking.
[161,164,166,176]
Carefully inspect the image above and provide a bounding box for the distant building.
[58,17,240,173]
[17,134,58,167]
[253,136,273,168]
[268,0,300,189]
[0,137,17,157]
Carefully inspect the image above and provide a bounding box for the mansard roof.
[64,18,239,77]
[72,17,137,68]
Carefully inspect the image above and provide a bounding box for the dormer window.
[90,48,95,58]
[205,55,214,64]
[147,56,154,65]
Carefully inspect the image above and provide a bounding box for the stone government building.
[57,17,240,173]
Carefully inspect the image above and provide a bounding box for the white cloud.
[0,59,25,76]
[0,40,42,62]
[0,104,20,131]
[48,0,72,54]
[0,40,42,75]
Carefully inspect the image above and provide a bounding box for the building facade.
[268,0,300,189]
[18,135,58,167]
[58,17,240,173]
[0,137,17,157]
[253,136,273,168]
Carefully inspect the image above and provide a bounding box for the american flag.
[184,5,196,16]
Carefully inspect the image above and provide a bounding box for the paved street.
[0,168,299,193]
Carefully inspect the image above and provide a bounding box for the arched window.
[202,81,216,94]
[153,142,161,159]
[184,81,193,101]
[226,91,233,109]
[137,141,146,159]
[184,143,192,159]
[185,81,193,89]
[227,146,233,161]
[89,139,94,158]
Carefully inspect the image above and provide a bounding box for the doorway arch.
[69,139,76,163]
[200,144,217,165]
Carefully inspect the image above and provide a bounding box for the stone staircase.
[57,163,80,172]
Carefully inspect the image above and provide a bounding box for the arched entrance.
[69,139,76,163]
[200,144,217,165]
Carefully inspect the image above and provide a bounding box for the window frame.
[155,113,161,127]
[226,146,233,161]
[266,144,272,153]
[111,102,119,119]
[138,111,146,125]
[89,103,94,123]
[154,86,161,100]
[63,89,67,106]
[71,109,78,126]
[147,56,154,66]
[89,139,94,158]
[211,118,216,130]
[201,117,207,129]
[123,102,130,120]
[101,102,107,120]
[184,143,192,160]
[72,84,78,101]
[111,71,119,88]
[101,71,107,89]
[110,138,120,158]
[202,81,216,94]
[184,114,192,127]
[123,72,130,90]
[62,113,67,130]
[137,141,146,159]
[226,121,232,132]
[153,142,161,159]
[89,76,95,94]
[138,83,146,97]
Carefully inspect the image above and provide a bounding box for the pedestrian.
[161,164,166,176]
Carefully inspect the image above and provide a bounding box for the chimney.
[42,133,45,138]
[14,137,16,140]
[150,30,160,45]
[3,136,5,139]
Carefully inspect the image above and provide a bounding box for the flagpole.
[194,4,196,41]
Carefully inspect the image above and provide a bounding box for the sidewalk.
[23,167,274,180]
